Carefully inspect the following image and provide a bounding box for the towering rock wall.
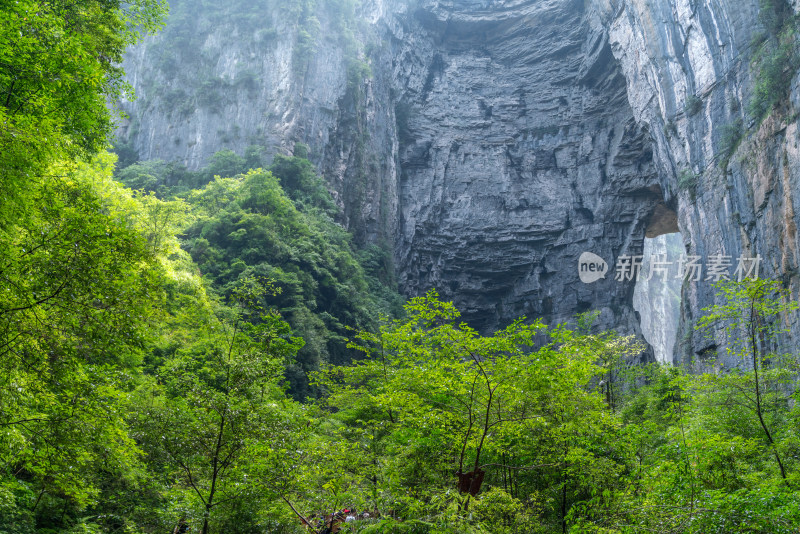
[118,0,399,244]
[119,0,665,342]
[387,0,663,335]
[118,0,800,362]
[594,0,800,364]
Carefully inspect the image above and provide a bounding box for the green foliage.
[6,164,800,534]
[0,482,34,534]
[704,0,800,171]
[288,0,367,78]
[696,279,799,346]
[678,168,701,200]
[307,291,643,530]
[205,149,248,180]
[748,25,800,121]
[130,277,304,533]
[0,154,166,528]
[0,0,166,228]
[759,0,794,39]
[269,152,337,214]
[0,0,169,527]
[576,358,800,533]
[112,138,141,169]
[197,76,229,113]
[115,146,265,196]
[234,69,260,94]
[748,1,800,121]
[728,93,742,113]
[719,117,744,170]
[181,161,399,397]
[663,119,678,138]
[127,0,315,121]
[696,279,799,484]
[117,159,172,190]
[348,59,373,90]
[684,94,703,116]
[7,2,800,530]
[294,25,320,76]
[574,280,800,533]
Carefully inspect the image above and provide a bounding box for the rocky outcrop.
[117,0,398,244]
[118,0,800,362]
[119,0,666,343]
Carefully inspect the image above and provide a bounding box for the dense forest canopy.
[2,1,800,533]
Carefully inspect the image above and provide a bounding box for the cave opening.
[632,232,684,365]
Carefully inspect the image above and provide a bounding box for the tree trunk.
[750,310,789,484]
[457,468,485,496]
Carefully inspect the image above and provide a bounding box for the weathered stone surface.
[596,0,800,364]
[117,0,398,244]
[118,0,800,362]
[119,0,665,345]
[387,0,662,337]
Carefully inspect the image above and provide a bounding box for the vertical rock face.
[117,0,399,244]
[388,0,663,335]
[119,0,666,341]
[596,0,800,363]
[117,0,800,361]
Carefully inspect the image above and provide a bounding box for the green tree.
[132,277,304,533]
[0,155,165,527]
[697,279,799,484]
[0,0,166,228]
[182,168,396,397]
[314,291,641,531]
[0,2,170,521]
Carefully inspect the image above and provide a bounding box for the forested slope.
[116,146,403,397]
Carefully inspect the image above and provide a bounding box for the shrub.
[234,69,259,93]
[663,119,678,137]
[719,118,744,170]
[728,93,741,112]
[161,88,189,111]
[685,94,703,116]
[347,57,372,90]
[678,168,700,200]
[197,77,228,113]
[204,149,247,180]
[293,18,320,76]
[748,1,800,121]
[759,0,793,36]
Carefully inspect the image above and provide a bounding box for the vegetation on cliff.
[2,1,800,533]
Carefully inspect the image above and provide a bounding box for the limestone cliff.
[117,0,398,244]
[596,0,800,364]
[117,0,800,362]
[386,0,668,337]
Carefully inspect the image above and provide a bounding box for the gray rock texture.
[118,0,398,244]
[596,0,800,364]
[117,0,800,362]
[388,0,663,338]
